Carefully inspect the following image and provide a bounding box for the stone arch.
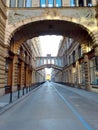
[6,17,96,53]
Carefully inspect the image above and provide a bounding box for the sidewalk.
[54,82,98,104]
[0,83,43,114]
[0,88,28,110]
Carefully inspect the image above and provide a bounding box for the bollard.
[29,86,30,91]
[17,84,20,99]
[10,91,12,103]
[23,87,24,95]
[18,89,20,99]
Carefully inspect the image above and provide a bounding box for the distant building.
[46,74,51,80]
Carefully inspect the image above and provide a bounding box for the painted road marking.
[54,86,93,130]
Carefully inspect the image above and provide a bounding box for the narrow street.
[0,82,98,130]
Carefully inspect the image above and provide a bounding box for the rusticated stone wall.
[0,0,7,96]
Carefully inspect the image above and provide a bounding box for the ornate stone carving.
[43,8,60,18]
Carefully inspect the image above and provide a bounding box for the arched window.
[25,0,32,7]
[10,0,16,7]
[40,0,46,7]
[56,0,62,7]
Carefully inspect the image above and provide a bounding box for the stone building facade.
[0,0,98,96]
[52,36,98,92]
[0,0,7,95]
[0,1,44,96]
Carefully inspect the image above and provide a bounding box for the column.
[12,54,18,91]
[20,62,25,88]
[23,0,26,7]
[16,0,18,7]
[76,0,79,6]
[46,0,48,7]
[84,0,87,6]
[54,0,56,7]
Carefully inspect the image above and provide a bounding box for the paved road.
[0,82,98,130]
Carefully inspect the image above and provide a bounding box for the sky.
[39,35,63,56]
[39,35,63,76]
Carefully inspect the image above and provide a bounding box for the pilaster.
[83,54,91,91]
[12,54,18,91]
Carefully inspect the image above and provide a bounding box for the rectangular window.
[18,0,24,7]
[87,0,92,6]
[48,0,54,7]
[25,0,32,7]
[10,0,16,7]
[90,58,98,85]
[40,0,46,7]
[70,0,75,6]
[56,0,62,7]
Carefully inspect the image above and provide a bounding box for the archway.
[6,19,94,92]
[9,20,94,53]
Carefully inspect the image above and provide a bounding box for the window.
[90,58,98,85]
[48,0,54,7]
[48,59,50,64]
[10,0,16,7]
[79,0,84,6]
[80,63,85,84]
[40,0,46,7]
[70,0,76,6]
[25,0,32,7]
[72,51,75,63]
[44,59,46,64]
[52,59,54,64]
[18,0,24,7]
[86,0,92,6]
[56,0,62,7]
[78,45,82,58]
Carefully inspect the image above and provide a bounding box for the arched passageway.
[5,19,98,95]
[10,20,93,50]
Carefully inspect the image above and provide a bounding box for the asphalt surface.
[0,81,98,130]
